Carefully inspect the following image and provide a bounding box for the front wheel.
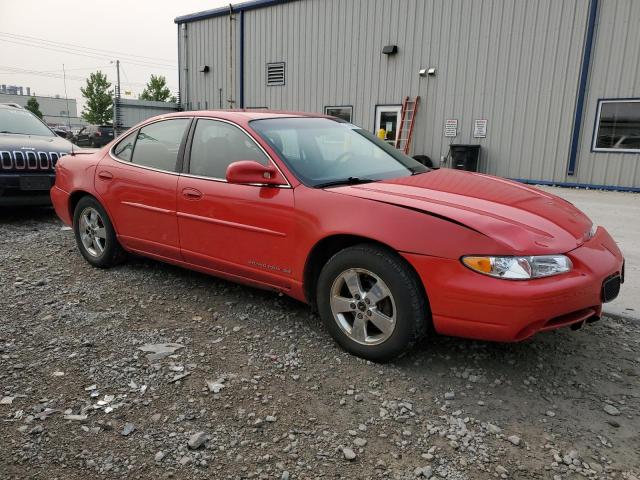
[316,244,429,361]
[73,196,125,268]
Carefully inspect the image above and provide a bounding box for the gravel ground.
[1,207,639,480]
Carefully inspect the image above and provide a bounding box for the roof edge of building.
[174,0,298,24]
[0,92,78,103]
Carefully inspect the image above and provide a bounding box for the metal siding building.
[176,0,640,190]
[116,98,180,129]
[0,92,85,128]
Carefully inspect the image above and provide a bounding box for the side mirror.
[226,160,285,186]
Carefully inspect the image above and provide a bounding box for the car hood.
[0,133,73,153]
[333,169,593,254]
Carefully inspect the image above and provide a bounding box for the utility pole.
[113,59,121,137]
[62,63,71,129]
[227,4,235,108]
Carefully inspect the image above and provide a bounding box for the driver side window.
[189,119,269,179]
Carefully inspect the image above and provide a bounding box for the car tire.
[73,196,125,268]
[316,244,429,362]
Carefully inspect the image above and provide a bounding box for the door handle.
[97,170,113,180]
[182,187,203,200]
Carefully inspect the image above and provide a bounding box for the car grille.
[0,150,66,172]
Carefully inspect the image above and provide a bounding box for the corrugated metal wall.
[117,99,180,129]
[178,15,241,111]
[574,0,640,188]
[177,0,640,189]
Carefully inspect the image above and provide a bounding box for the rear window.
[113,131,136,161]
[130,119,190,171]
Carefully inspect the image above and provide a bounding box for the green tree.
[139,75,173,102]
[81,71,113,124]
[25,97,43,119]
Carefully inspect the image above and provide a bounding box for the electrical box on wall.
[382,45,398,55]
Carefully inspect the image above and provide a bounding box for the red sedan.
[51,111,624,361]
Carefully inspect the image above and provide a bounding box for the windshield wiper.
[409,165,431,175]
[315,177,376,188]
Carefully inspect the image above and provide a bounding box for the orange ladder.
[395,96,420,154]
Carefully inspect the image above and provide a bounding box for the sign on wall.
[473,119,488,138]
[444,119,458,137]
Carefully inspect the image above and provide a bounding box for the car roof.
[157,109,329,121]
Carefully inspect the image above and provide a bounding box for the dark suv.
[0,103,73,206]
[73,125,114,147]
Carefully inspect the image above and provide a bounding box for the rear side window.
[189,119,269,179]
[113,131,137,161]
[131,119,190,171]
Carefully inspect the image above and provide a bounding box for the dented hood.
[334,169,593,254]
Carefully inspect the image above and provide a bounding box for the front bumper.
[0,173,55,206]
[403,227,624,342]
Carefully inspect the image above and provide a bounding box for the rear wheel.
[316,244,429,361]
[73,196,125,268]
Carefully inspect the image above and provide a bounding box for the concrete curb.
[602,309,639,322]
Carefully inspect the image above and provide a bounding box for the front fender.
[291,186,507,279]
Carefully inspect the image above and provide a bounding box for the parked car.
[49,124,72,139]
[50,111,624,361]
[0,103,73,206]
[73,125,114,147]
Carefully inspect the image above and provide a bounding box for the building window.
[324,106,353,122]
[266,62,285,86]
[593,99,640,152]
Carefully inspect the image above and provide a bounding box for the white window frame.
[374,105,402,145]
[324,106,353,123]
[592,98,640,153]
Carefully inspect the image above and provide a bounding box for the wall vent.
[266,62,285,86]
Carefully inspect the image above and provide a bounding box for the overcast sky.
[0,0,230,113]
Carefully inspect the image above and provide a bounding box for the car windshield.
[250,117,428,187]
[0,107,54,136]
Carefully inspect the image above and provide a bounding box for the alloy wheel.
[79,207,107,257]
[329,268,397,345]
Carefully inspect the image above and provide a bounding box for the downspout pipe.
[239,9,245,108]
[567,0,599,176]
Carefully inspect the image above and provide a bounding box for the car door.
[76,127,88,146]
[95,118,191,261]
[177,118,295,289]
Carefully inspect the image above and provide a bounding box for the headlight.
[462,255,573,280]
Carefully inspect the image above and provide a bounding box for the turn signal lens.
[462,256,492,273]
[462,255,572,280]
